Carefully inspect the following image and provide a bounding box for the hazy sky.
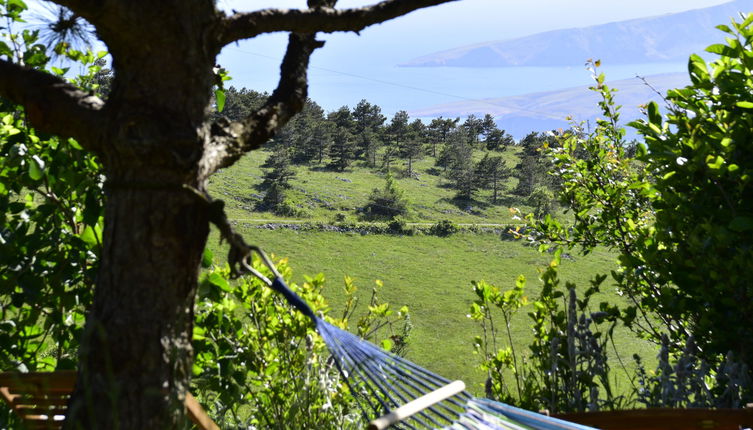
[218,0,732,64]
[214,0,735,113]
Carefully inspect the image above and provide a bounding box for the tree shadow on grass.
[438,195,491,213]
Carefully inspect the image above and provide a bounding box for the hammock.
[242,247,598,430]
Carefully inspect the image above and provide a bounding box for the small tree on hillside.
[352,99,386,159]
[528,185,555,219]
[513,131,558,196]
[480,113,497,138]
[475,153,510,204]
[329,127,355,171]
[363,173,409,219]
[427,116,459,157]
[485,128,514,151]
[262,145,296,189]
[441,129,477,199]
[462,114,484,146]
[401,119,426,177]
[359,129,381,167]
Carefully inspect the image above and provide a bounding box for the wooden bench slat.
[0,371,76,391]
[555,408,753,430]
[22,421,64,430]
[10,397,71,407]
[6,387,75,395]
[16,406,68,415]
[1,371,219,430]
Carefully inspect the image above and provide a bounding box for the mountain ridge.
[402,0,747,68]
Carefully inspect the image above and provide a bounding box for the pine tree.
[401,119,426,177]
[513,131,558,196]
[443,129,477,199]
[475,153,510,203]
[428,116,459,157]
[262,145,296,189]
[352,99,386,160]
[329,127,355,171]
[462,114,483,146]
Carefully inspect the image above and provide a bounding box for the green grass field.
[206,147,656,396]
[207,227,654,395]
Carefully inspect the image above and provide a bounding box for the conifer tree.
[329,127,355,171]
[475,153,510,203]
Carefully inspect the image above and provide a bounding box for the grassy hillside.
[206,148,655,395]
[209,146,526,225]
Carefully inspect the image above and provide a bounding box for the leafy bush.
[629,14,753,365]
[362,173,409,220]
[527,186,555,219]
[192,258,412,428]
[260,183,310,217]
[502,15,753,409]
[0,21,107,374]
[470,253,625,413]
[428,219,459,237]
[387,216,415,235]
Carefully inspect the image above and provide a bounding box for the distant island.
[401,0,745,68]
[410,73,690,138]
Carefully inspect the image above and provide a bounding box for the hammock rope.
[242,247,597,430]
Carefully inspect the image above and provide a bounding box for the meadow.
[206,147,656,395]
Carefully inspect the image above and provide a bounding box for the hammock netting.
[246,251,597,430]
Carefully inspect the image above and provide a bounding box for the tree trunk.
[65,184,210,429]
[0,2,456,428]
[492,177,498,203]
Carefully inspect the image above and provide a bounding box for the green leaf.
[193,325,206,341]
[7,0,27,11]
[647,101,661,126]
[201,247,214,269]
[79,224,102,246]
[736,101,753,109]
[0,41,12,58]
[28,155,45,180]
[706,155,725,170]
[729,217,753,232]
[67,138,83,150]
[215,89,226,113]
[380,338,393,351]
[715,24,734,34]
[688,54,709,84]
[209,272,232,292]
[706,43,731,55]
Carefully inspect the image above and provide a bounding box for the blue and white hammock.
[243,247,597,430]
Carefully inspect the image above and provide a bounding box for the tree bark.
[0,1,459,428]
[65,185,209,429]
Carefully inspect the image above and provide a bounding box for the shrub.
[429,219,459,237]
[362,173,409,220]
[387,217,407,233]
[193,259,412,428]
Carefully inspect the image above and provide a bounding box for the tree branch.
[219,0,458,46]
[201,33,322,178]
[49,0,108,29]
[0,60,105,151]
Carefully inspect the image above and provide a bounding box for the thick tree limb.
[0,60,105,151]
[219,0,458,46]
[201,33,322,177]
